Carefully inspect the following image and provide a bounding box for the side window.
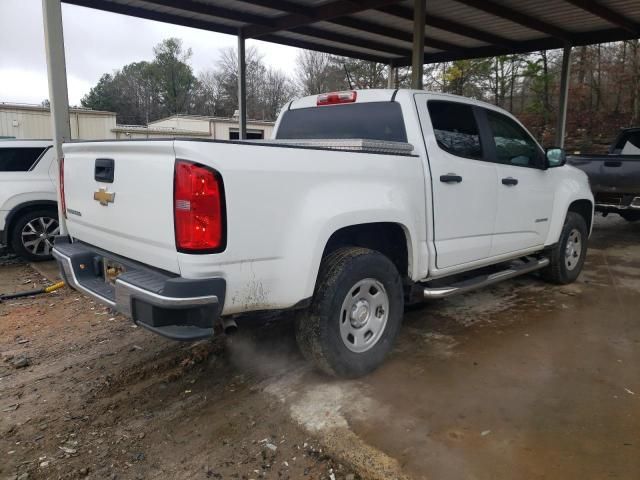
[0,148,46,172]
[427,101,483,159]
[486,110,542,167]
[620,131,640,155]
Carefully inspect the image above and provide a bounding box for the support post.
[411,0,425,90]
[387,63,395,89]
[555,43,572,148]
[237,28,247,140]
[42,0,71,235]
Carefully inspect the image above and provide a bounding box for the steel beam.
[563,0,640,35]
[555,43,572,148]
[411,0,425,89]
[245,0,403,38]
[376,5,511,49]
[387,64,395,89]
[42,0,71,236]
[454,0,571,40]
[237,29,247,140]
[259,34,391,63]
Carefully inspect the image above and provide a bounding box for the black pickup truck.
[568,127,640,221]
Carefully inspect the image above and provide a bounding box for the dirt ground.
[1,215,639,480]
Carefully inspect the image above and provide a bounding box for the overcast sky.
[0,0,301,105]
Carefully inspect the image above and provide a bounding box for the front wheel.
[295,247,404,378]
[541,211,588,285]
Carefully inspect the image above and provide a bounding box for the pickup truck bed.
[568,128,640,219]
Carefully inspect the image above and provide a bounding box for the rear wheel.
[541,211,588,285]
[295,247,404,378]
[10,209,59,261]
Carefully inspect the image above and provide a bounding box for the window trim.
[426,100,489,162]
[479,107,546,170]
[28,146,51,172]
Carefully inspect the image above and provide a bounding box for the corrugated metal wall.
[0,105,117,140]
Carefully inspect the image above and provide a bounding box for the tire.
[295,247,404,378]
[620,211,640,222]
[541,211,588,285]
[10,209,59,261]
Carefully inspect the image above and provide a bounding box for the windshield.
[276,102,408,142]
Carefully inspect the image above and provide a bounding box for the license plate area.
[103,258,126,285]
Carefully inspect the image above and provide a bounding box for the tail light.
[59,157,67,219]
[317,90,357,106]
[174,160,225,253]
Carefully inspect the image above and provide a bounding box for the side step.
[423,257,550,299]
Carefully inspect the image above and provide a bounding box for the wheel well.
[322,222,410,278]
[568,199,593,232]
[3,201,57,246]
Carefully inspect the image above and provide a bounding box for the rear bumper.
[52,237,225,341]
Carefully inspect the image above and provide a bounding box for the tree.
[294,51,344,95]
[81,73,118,113]
[202,46,296,120]
[152,38,197,116]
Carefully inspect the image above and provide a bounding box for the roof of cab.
[288,88,514,116]
[289,89,396,110]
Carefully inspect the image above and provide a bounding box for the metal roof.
[62,0,640,65]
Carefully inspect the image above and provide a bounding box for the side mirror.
[545,147,566,168]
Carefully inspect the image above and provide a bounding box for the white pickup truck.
[53,89,593,377]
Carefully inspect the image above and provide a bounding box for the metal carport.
[41,0,640,233]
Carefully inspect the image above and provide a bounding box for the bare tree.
[294,51,344,95]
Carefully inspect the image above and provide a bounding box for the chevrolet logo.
[94,188,115,206]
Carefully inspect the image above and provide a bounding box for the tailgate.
[62,141,180,273]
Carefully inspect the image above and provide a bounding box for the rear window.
[427,101,482,159]
[276,102,408,142]
[0,147,46,172]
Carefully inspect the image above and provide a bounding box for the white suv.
[0,140,59,261]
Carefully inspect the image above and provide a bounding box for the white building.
[1,103,274,141]
[0,103,116,140]
[114,115,275,140]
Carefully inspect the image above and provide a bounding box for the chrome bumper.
[52,238,225,341]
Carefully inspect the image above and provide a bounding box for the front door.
[415,96,499,270]
[480,108,554,256]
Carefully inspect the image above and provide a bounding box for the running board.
[423,258,550,299]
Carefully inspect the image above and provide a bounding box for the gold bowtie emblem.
[94,188,115,206]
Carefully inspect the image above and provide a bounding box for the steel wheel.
[339,278,389,353]
[21,216,59,258]
[564,228,582,271]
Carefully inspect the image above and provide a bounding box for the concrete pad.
[262,215,640,479]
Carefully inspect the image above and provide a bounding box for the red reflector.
[317,90,357,106]
[59,157,67,219]
[174,160,225,252]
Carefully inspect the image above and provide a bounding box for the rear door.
[416,96,498,269]
[480,108,554,256]
[62,141,180,273]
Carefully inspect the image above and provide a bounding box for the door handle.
[502,177,518,186]
[440,174,462,183]
[604,160,622,167]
